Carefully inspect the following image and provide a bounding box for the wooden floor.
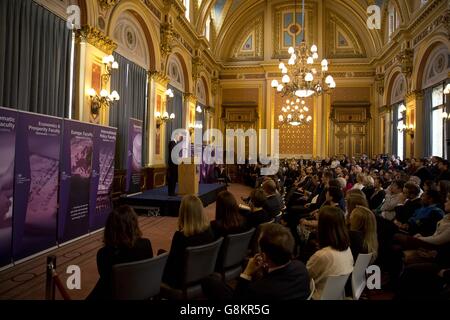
[0,183,252,300]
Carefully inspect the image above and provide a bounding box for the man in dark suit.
[202,223,311,300]
[167,136,179,196]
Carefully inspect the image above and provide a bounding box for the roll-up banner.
[126,118,142,194]
[0,107,17,267]
[58,120,95,244]
[89,126,117,231]
[13,112,62,261]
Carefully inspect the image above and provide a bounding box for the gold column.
[148,71,170,167]
[406,91,424,158]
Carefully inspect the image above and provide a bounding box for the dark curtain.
[423,87,433,157]
[0,0,72,117]
[110,52,147,169]
[165,86,183,162]
[392,104,398,156]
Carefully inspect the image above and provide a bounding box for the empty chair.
[111,252,169,300]
[351,253,374,300]
[161,238,223,300]
[307,278,315,300]
[320,273,351,300]
[216,228,255,281]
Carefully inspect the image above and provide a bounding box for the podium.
[178,163,199,195]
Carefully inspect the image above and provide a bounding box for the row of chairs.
[319,252,374,300]
[111,228,256,300]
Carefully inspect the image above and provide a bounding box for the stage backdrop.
[126,118,142,194]
[58,120,95,243]
[89,126,117,231]
[0,107,17,267]
[13,112,62,261]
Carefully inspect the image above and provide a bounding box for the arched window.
[388,3,400,39]
[183,0,190,21]
[422,45,450,157]
[391,74,406,159]
[204,15,211,41]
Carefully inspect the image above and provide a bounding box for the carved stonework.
[379,105,391,114]
[183,93,197,104]
[375,74,385,96]
[148,71,170,86]
[192,56,202,82]
[397,49,414,78]
[76,25,117,54]
[211,77,220,96]
[160,22,174,60]
[98,0,121,11]
[405,91,424,103]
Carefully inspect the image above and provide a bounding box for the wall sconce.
[155,89,175,128]
[444,83,450,95]
[87,55,120,116]
[155,111,175,128]
[196,105,203,113]
[188,122,203,135]
[397,123,415,137]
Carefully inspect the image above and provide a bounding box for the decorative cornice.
[379,105,391,113]
[148,71,170,85]
[141,0,162,20]
[76,25,117,54]
[98,0,121,11]
[183,93,197,104]
[405,90,424,103]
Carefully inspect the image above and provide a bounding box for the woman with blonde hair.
[349,206,378,262]
[162,195,214,288]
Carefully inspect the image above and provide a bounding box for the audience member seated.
[306,206,354,300]
[162,195,215,289]
[381,180,406,221]
[393,182,422,224]
[348,206,378,262]
[437,159,450,182]
[87,206,153,300]
[394,190,444,237]
[369,176,385,210]
[261,178,284,218]
[211,191,250,239]
[202,223,311,300]
[239,189,272,229]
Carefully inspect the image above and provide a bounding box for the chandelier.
[270,0,336,99]
[278,97,313,126]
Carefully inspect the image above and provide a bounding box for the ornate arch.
[166,52,191,93]
[413,36,450,90]
[196,73,211,106]
[107,0,159,71]
[384,67,405,105]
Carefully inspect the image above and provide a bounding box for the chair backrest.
[320,273,351,300]
[183,238,224,285]
[112,252,169,300]
[307,278,315,300]
[220,228,255,269]
[352,252,373,300]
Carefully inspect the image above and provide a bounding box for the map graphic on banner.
[58,120,95,243]
[0,108,17,267]
[89,126,117,231]
[12,112,62,261]
[126,118,142,194]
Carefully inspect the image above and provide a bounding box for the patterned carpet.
[0,183,252,300]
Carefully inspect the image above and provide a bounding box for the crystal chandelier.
[278,97,313,126]
[270,0,336,99]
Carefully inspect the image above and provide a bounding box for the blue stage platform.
[123,184,227,216]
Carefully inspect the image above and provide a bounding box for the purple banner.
[126,118,142,194]
[13,112,62,261]
[58,120,95,243]
[89,126,117,231]
[0,108,17,267]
